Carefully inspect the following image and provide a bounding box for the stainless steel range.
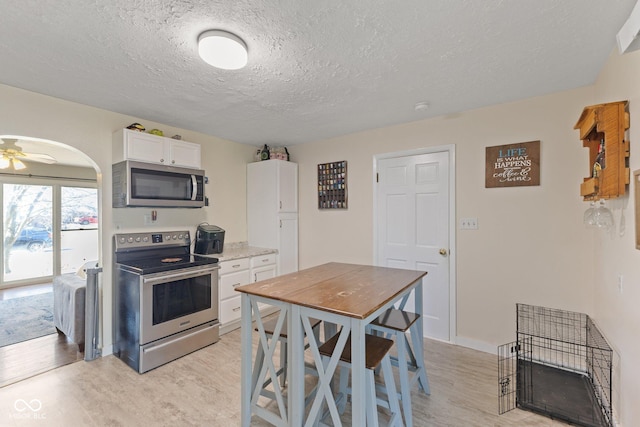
[113,230,219,373]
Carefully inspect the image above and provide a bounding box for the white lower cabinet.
[250,253,277,282]
[218,253,277,334]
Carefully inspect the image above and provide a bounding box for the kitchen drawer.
[252,264,277,283]
[218,258,250,275]
[220,295,243,324]
[250,253,276,268]
[219,269,250,300]
[220,295,273,325]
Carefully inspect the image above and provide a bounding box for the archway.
[0,135,102,386]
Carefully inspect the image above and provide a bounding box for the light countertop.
[202,241,277,262]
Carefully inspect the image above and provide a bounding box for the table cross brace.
[304,318,351,426]
[251,300,288,425]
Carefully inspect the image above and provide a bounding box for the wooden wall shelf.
[574,100,630,200]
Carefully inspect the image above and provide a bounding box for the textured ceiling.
[0,0,636,150]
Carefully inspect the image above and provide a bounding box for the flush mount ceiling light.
[198,30,248,70]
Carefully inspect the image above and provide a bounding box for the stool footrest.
[318,333,394,370]
[370,308,420,332]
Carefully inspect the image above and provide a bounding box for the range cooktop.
[116,254,218,275]
[114,230,218,274]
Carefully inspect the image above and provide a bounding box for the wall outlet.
[460,217,479,230]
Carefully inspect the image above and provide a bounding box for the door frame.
[372,144,457,343]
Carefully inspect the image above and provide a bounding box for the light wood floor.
[0,333,84,388]
[0,326,567,427]
[0,283,84,388]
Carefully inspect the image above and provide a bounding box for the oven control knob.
[165,235,171,240]
[118,237,126,244]
[143,236,149,242]
[127,237,134,243]
[135,237,141,242]
[172,234,178,240]
[178,233,183,239]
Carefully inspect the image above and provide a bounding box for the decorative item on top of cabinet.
[254,145,290,162]
[574,100,630,200]
[113,128,201,169]
[318,160,347,209]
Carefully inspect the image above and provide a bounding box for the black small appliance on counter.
[194,224,225,254]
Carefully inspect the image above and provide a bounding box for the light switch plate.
[460,217,478,230]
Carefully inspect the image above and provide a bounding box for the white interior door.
[376,150,451,341]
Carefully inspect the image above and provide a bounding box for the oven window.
[152,274,211,325]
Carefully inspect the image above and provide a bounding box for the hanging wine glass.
[583,201,596,228]
[593,199,614,230]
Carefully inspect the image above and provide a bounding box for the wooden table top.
[235,262,427,319]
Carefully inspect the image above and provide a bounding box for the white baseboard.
[100,344,113,357]
[453,336,498,355]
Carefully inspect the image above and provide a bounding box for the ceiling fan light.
[0,156,9,169]
[12,158,26,170]
[198,30,248,70]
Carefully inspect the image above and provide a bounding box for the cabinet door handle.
[280,220,282,228]
[262,258,269,263]
[232,264,241,268]
[232,307,241,312]
[160,158,165,163]
[280,201,282,209]
[232,283,242,288]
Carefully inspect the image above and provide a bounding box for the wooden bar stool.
[252,316,322,400]
[318,333,403,427]
[369,308,430,427]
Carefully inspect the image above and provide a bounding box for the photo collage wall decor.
[318,161,347,209]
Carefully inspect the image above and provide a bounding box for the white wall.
[591,48,640,426]
[295,86,596,344]
[0,83,255,353]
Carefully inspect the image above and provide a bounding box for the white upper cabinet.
[167,140,201,169]
[278,161,298,212]
[247,160,298,213]
[113,128,201,169]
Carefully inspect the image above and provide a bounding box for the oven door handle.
[143,267,218,285]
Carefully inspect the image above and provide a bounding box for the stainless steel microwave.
[112,160,205,208]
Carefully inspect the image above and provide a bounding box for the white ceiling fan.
[0,138,57,170]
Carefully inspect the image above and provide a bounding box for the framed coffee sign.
[485,140,540,188]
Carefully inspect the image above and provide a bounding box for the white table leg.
[290,304,305,426]
[415,280,429,393]
[240,293,252,427]
[350,318,367,426]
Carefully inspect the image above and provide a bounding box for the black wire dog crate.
[498,304,613,427]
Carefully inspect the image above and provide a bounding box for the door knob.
[439,248,448,256]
